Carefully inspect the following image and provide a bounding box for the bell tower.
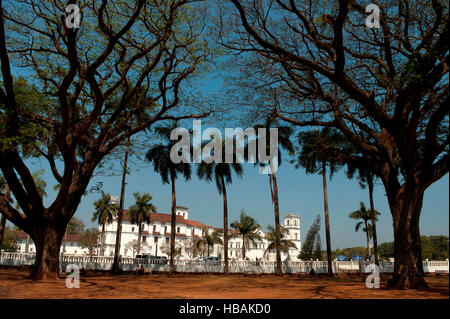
[284,214,301,252]
[176,206,189,219]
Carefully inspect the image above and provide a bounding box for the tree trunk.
[270,170,283,276]
[368,178,379,265]
[113,136,130,274]
[169,174,177,275]
[25,235,30,253]
[364,220,371,258]
[322,164,333,276]
[242,235,245,260]
[0,183,9,258]
[29,224,65,280]
[101,224,105,256]
[387,186,428,289]
[0,214,5,257]
[137,224,142,256]
[221,176,229,274]
[63,231,67,255]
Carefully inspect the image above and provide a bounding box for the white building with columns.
[15,231,90,255]
[99,206,302,261]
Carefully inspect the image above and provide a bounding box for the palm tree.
[146,125,191,274]
[296,128,346,276]
[113,135,131,274]
[195,228,223,257]
[248,116,294,275]
[197,139,243,274]
[230,210,262,260]
[349,202,381,259]
[346,159,381,265]
[128,192,156,255]
[92,191,119,256]
[264,225,296,260]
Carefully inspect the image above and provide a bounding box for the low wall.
[0,253,448,274]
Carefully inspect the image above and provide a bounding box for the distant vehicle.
[206,256,220,261]
[148,256,168,264]
[192,256,206,261]
[135,254,150,259]
[187,256,207,264]
[135,256,168,264]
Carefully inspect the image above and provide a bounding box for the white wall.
[99,214,302,261]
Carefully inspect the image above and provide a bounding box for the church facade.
[99,206,302,261]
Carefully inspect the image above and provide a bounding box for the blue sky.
[23,147,449,250]
[6,48,449,251]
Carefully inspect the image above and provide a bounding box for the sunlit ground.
[0,267,447,299]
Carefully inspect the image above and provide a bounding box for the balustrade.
[1,252,448,274]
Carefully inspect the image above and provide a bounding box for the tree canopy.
[379,236,449,260]
[218,0,448,289]
[300,214,321,260]
[1,0,216,279]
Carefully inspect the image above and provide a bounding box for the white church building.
[12,206,302,261]
[99,206,302,261]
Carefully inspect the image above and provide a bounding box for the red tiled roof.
[185,219,210,228]
[13,231,82,242]
[121,210,210,229]
[14,230,28,240]
[64,234,82,242]
[211,227,239,234]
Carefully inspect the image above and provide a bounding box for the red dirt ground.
[0,267,448,299]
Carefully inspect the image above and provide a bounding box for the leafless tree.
[217,0,448,289]
[0,0,212,279]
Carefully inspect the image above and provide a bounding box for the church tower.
[283,214,301,256]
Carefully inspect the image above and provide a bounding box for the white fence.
[0,252,448,274]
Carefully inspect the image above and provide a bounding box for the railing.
[1,252,448,274]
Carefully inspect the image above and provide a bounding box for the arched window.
[287,220,290,225]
